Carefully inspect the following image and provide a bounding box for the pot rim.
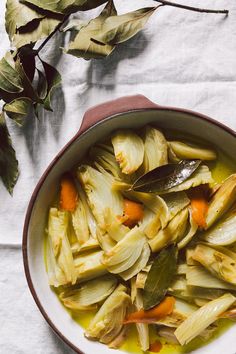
[22,104,236,354]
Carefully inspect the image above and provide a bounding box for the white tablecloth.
[0,1,236,353]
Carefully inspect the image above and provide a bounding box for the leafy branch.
[0,0,229,194]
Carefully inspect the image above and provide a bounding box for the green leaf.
[0,52,44,112]
[65,0,117,59]
[62,18,89,32]
[15,56,43,103]
[4,97,32,126]
[0,112,19,194]
[22,0,108,14]
[18,45,36,82]
[12,16,62,49]
[5,0,44,40]
[0,89,21,103]
[0,55,24,93]
[40,59,62,111]
[21,0,74,14]
[143,245,178,310]
[76,0,110,11]
[93,7,156,45]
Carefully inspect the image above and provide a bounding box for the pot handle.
[79,95,160,133]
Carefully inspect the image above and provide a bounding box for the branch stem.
[154,0,228,14]
[35,15,69,55]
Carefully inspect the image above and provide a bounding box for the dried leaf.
[5,0,43,40]
[93,7,156,45]
[143,245,178,310]
[65,0,117,59]
[15,56,42,103]
[22,0,108,15]
[0,112,19,194]
[0,52,45,115]
[22,0,74,14]
[18,45,36,82]
[77,0,112,11]
[62,18,89,32]
[40,59,62,111]
[132,160,201,193]
[0,55,23,93]
[12,16,62,49]
[4,97,32,126]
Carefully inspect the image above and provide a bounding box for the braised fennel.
[45,126,236,353]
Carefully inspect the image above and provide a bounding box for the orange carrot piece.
[60,173,78,212]
[189,187,209,229]
[124,296,175,324]
[122,198,144,228]
[149,340,162,353]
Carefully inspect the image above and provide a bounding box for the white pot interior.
[26,109,236,354]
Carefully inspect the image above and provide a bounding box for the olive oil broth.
[44,129,236,354]
[70,309,233,354]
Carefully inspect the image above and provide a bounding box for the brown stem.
[35,15,70,55]
[154,0,229,14]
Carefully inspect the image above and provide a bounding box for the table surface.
[0,1,236,353]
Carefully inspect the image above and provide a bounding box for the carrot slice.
[149,340,162,353]
[189,187,209,229]
[60,173,78,212]
[124,296,175,324]
[122,198,144,228]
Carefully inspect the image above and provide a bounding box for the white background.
[0,1,236,353]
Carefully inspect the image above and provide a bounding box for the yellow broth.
[71,309,233,354]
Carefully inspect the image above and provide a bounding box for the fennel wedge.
[175,294,235,345]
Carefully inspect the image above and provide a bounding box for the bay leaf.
[0,112,19,194]
[4,97,32,126]
[40,59,62,111]
[22,0,108,15]
[0,55,23,93]
[0,89,22,103]
[93,7,156,45]
[132,160,201,193]
[18,45,36,82]
[65,0,117,59]
[12,16,62,49]
[21,0,74,14]
[15,57,43,103]
[73,0,110,12]
[0,52,45,113]
[62,18,89,32]
[143,245,178,310]
[5,0,43,40]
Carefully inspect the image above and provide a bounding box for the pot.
[23,94,236,354]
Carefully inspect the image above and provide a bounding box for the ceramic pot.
[23,95,236,354]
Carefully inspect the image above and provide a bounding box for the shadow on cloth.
[85,31,149,91]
